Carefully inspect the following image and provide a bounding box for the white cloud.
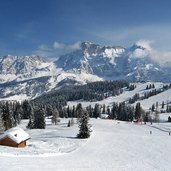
[34,41,81,59]
[68,41,81,50]
[53,42,65,49]
[130,49,149,58]
[91,24,171,48]
[38,44,52,51]
[134,39,171,64]
[135,40,153,51]
[92,24,171,64]
[151,50,171,65]
[33,44,54,59]
[129,40,153,58]
[53,41,81,50]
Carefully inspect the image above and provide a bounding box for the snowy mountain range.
[0,42,171,100]
[56,42,171,82]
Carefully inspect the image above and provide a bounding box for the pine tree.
[77,110,91,139]
[135,102,142,120]
[168,116,171,122]
[102,104,106,113]
[162,101,165,109]
[46,105,53,116]
[107,106,111,115]
[166,103,169,112]
[86,105,93,118]
[151,104,155,112]
[76,103,84,122]
[111,102,118,119]
[143,112,150,122]
[72,105,76,118]
[27,105,34,129]
[67,105,71,117]
[52,107,59,125]
[0,108,5,134]
[127,105,134,121]
[154,110,160,123]
[93,104,100,118]
[152,84,155,88]
[1,102,13,130]
[33,107,46,129]
[13,102,22,125]
[67,120,71,127]
[22,100,32,119]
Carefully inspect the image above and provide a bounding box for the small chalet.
[100,114,109,119]
[0,127,30,148]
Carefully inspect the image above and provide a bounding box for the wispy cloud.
[53,41,81,50]
[90,24,171,64]
[133,39,171,65]
[91,24,171,49]
[53,42,65,49]
[151,50,171,65]
[34,44,53,59]
[34,41,81,60]
[38,44,52,51]
[135,40,153,51]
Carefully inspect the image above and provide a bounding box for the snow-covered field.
[1,118,171,171]
[0,119,85,156]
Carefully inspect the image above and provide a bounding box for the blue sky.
[0,0,171,60]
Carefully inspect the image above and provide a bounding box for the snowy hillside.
[1,119,171,170]
[68,81,171,111]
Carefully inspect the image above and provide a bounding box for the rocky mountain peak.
[0,41,170,101]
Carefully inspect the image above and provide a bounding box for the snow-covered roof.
[0,127,30,144]
[100,114,109,119]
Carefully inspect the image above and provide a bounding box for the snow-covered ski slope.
[68,81,171,110]
[1,119,171,171]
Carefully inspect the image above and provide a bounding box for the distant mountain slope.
[55,42,170,82]
[0,55,60,100]
[67,81,171,111]
[0,41,170,100]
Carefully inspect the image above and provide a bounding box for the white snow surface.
[0,94,30,102]
[1,119,171,170]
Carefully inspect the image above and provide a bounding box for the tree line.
[129,83,171,104]
[33,80,129,107]
[0,100,48,131]
[0,99,146,133]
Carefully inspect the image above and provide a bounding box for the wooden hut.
[0,127,30,148]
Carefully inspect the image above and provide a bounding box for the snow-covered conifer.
[77,110,91,139]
